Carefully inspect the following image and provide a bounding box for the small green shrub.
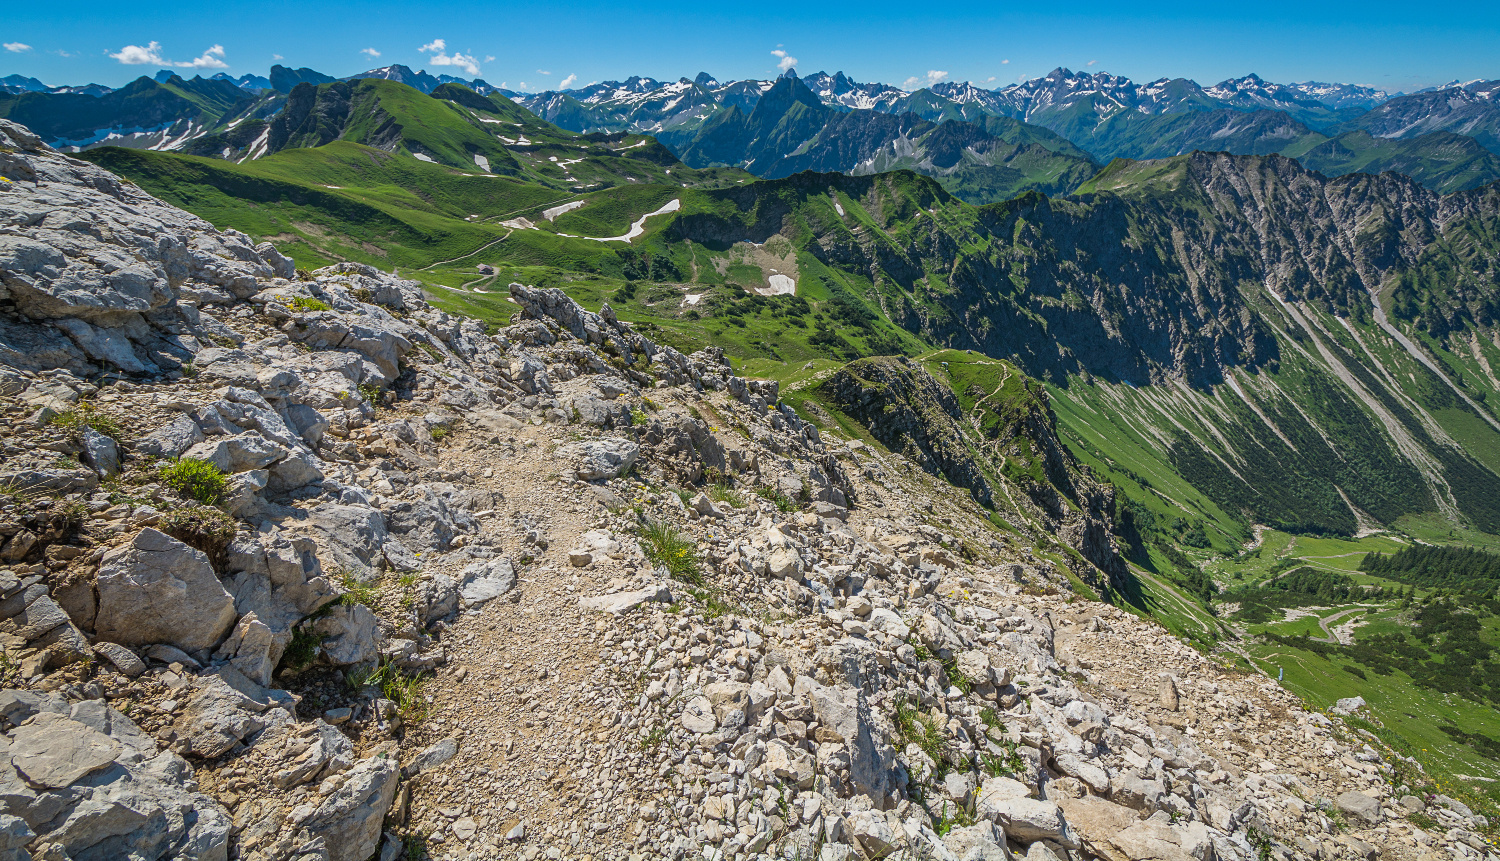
[334,569,379,607]
[709,482,745,508]
[158,458,228,505]
[49,402,124,443]
[893,696,947,767]
[639,519,702,585]
[358,383,384,407]
[288,295,331,312]
[430,427,449,442]
[348,660,428,723]
[279,625,322,673]
[754,484,797,512]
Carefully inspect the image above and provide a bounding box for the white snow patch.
[542,200,586,221]
[576,198,680,243]
[683,293,704,306]
[324,185,342,189]
[500,217,536,229]
[762,274,796,296]
[833,199,845,216]
[412,153,435,163]
[474,154,491,172]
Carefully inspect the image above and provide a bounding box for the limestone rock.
[1335,790,1382,826]
[579,583,672,615]
[300,754,401,861]
[559,437,639,480]
[457,556,516,605]
[94,528,238,655]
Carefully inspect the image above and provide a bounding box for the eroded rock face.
[0,119,288,374]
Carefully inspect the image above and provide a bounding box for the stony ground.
[0,115,1493,861]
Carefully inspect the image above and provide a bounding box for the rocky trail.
[0,115,1490,861]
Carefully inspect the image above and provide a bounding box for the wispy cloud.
[984,76,996,83]
[559,73,577,89]
[771,48,797,73]
[418,38,481,76]
[177,45,228,69]
[107,41,227,68]
[1001,59,1010,65]
[4,42,31,53]
[272,53,284,60]
[1087,59,1098,67]
[109,41,167,65]
[902,70,949,90]
[361,47,381,59]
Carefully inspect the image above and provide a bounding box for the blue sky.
[4,0,1498,93]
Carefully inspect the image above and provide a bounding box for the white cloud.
[904,70,948,90]
[4,42,31,53]
[1001,59,1009,65]
[770,48,796,72]
[537,69,551,75]
[484,55,494,62]
[176,44,228,69]
[559,73,577,89]
[109,41,167,65]
[771,49,786,58]
[418,38,481,76]
[984,76,996,83]
[1087,59,1098,66]
[107,41,227,68]
[361,47,381,59]
[272,54,283,60]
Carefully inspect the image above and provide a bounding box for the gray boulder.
[313,604,380,667]
[559,437,639,480]
[457,557,517,605]
[1335,790,1382,826]
[271,720,355,789]
[94,528,238,655]
[578,583,672,615]
[299,754,401,861]
[806,682,897,801]
[80,427,119,477]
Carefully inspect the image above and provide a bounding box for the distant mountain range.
[3,61,1499,198]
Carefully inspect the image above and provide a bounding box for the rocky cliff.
[0,118,1466,861]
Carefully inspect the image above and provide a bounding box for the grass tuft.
[638,519,702,585]
[158,458,228,505]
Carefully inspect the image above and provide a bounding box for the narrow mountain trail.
[397,418,643,852]
[420,230,514,271]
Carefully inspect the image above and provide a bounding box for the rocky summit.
[0,114,1482,861]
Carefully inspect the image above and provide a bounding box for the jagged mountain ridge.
[9,61,1500,201]
[673,75,1098,203]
